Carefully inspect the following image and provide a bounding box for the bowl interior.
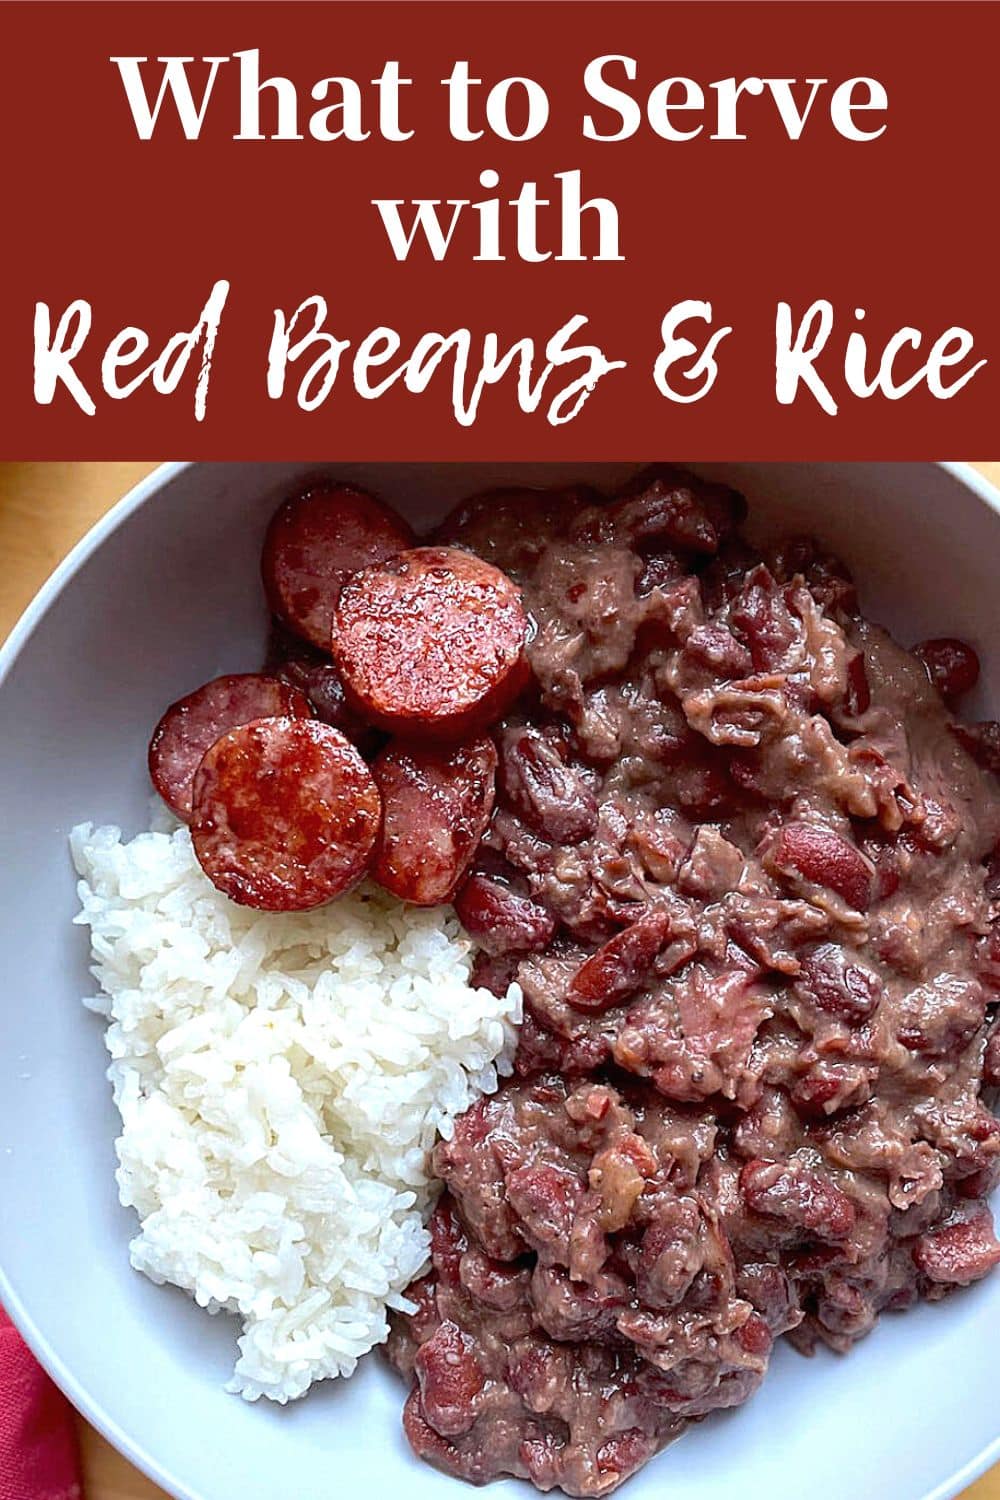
[0,461,997,1500]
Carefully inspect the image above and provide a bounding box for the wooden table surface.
[1,460,998,1500]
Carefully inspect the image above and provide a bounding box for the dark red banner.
[0,0,997,457]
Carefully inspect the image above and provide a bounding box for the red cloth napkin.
[0,1307,82,1500]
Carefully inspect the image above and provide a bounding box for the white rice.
[70,819,521,1404]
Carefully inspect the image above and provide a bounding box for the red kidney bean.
[895,975,986,1057]
[402,1388,458,1467]
[768,536,858,615]
[530,1262,628,1341]
[735,1262,799,1335]
[730,566,801,672]
[505,1163,585,1256]
[790,1063,872,1117]
[498,726,598,845]
[595,1429,660,1481]
[912,1206,1000,1286]
[428,1194,469,1286]
[734,1312,774,1358]
[567,907,675,1013]
[765,822,875,911]
[518,1435,565,1490]
[740,1158,856,1239]
[796,943,884,1023]
[636,1195,702,1307]
[683,623,754,679]
[458,1249,531,1312]
[507,1342,572,1406]
[857,834,901,900]
[610,465,746,554]
[414,1321,485,1437]
[915,637,980,701]
[454,874,557,956]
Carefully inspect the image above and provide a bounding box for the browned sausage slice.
[190,717,381,911]
[262,482,414,651]
[332,546,529,739]
[372,738,497,906]
[148,673,312,822]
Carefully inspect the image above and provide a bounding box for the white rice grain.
[70,821,521,1404]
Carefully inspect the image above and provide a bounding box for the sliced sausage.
[372,738,497,906]
[190,717,381,911]
[148,673,311,822]
[262,481,413,651]
[332,546,530,739]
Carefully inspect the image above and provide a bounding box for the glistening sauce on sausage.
[372,738,498,906]
[190,717,381,911]
[148,673,312,822]
[262,481,414,651]
[332,546,530,739]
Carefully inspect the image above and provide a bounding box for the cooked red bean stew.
[148,467,1000,1496]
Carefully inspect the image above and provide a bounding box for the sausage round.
[332,546,530,739]
[190,717,382,911]
[148,673,312,822]
[372,737,497,906]
[262,481,414,651]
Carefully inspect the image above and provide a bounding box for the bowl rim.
[1,459,999,1500]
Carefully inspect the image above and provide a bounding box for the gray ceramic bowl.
[0,462,998,1500]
